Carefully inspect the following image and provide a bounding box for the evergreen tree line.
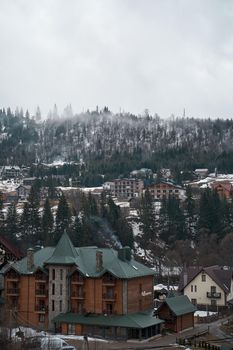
[4,106,233,184]
[0,187,134,252]
[138,187,233,267]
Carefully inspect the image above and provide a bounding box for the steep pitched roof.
[179,266,233,294]
[159,295,196,316]
[45,232,78,265]
[1,233,155,279]
[0,235,23,260]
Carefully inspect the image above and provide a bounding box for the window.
[68,324,76,335]
[202,274,206,282]
[59,300,62,312]
[60,284,63,296]
[60,269,63,280]
[38,314,45,323]
[194,285,197,292]
[52,269,55,280]
[52,300,55,311]
[52,283,55,295]
[211,299,217,306]
[106,303,113,314]
[211,286,216,293]
[191,285,193,292]
[191,299,197,305]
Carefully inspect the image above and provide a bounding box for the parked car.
[23,336,77,350]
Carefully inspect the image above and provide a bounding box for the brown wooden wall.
[158,303,194,332]
[127,276,154,313]
[5,272,154,331]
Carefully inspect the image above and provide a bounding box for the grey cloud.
[0,0,233,118]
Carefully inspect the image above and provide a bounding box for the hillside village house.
[1,166,21,179]
[16,184,31,201]
[178,266,233,311]
[194,169,209,179]
[112,178,144,199]
[1,233,163,340]
[211,181,233,201]
[147,180,185,201]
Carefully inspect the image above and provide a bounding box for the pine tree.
[159,195,187,244]
[41,198,54,245]
[5,203,19,243]
[55,193,71,241]
[28,185,41,243]
[70,215,84,246]
[106,197,121,227]
[99,191,108,218]
[184,186,196,240]
[20,202,31,242]
[138,188,156,246]
[0,192,4,231]
[116,217,134,248]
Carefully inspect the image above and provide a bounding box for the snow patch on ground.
[8,327,108,343]
[194,311,217,317]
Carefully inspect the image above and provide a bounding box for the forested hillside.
[1,107,233,183]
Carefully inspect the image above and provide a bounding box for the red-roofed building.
[0,236,23,267]
[211,181,233,201]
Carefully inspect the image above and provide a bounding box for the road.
[67,316,233,350]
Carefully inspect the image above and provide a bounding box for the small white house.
[178,266,233,310]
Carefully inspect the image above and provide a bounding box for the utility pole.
[83,335,89,350]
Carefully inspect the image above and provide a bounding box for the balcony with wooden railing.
[6,273,19,281]
[206,291,221,299]
[35,304,47,313]
[34,273,47,282]
[71,275,84,284]
[71,290,85,299]
[102,293,116,301]
[35,289,48,297]
[102,276,116,286]
[6,288,19,295]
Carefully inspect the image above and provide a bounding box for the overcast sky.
[1,0,233,118]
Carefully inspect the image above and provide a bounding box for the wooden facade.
[2,235,160,340]
[157,296,195,333]
[158,303,194,332]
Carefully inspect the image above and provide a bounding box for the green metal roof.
[162,295,196,316]
[45,232,79,265]
[53,312,163,329]
[1,233,155,279]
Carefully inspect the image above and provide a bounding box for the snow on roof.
[154,284,178,291]
[81,187,103,193]
[114,201,130,208]
[0,180,18,193]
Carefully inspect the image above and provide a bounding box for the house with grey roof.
[1,233,163,340]
[178,266,233,311]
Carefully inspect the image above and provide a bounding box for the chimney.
[96,250,103,273]
[27,248,34,271]
[118,247,131,262]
